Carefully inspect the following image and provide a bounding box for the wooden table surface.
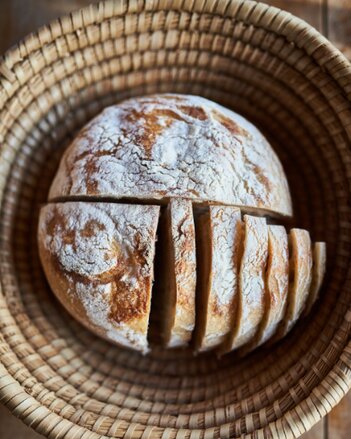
[0,1,350,438]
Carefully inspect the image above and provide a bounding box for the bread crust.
[36,94,330,355]
[272,229,313,341]
[48,94,292,217]
[304,242,326,315]
[195,206,243,352]
[224,215,268,351]
[149,199,197,348]
[165,199,197,347]
[246,225,289,352]
[38,202,159,353]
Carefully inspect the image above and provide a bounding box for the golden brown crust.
[195,206,243,352]
[223,215,269,352]
[124,107,186,157]
[48,94,292,217]
[193,211,212,351]
[271,229,313,342]
[37,94,332,355]
[303,242,327,316]
[162,199,197,348]
[211,109,250,138]
[241,225,289,354]
[39,199,324,354]
[38,202,159,353]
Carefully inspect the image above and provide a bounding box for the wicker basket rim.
[1,0,351,89]
[0,1,351,438]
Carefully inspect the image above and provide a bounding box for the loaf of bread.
[38,93,326,354]
[38,202,159,353]
[48,94,292,217]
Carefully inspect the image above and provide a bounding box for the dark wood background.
[0,1,350,438]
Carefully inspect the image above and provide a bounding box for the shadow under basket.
[0,1,351,438]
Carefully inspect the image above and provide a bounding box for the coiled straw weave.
[0,1,350,438]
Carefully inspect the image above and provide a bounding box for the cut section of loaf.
[156,199,197,348]
[48,94,292,217]
[194,206,242,352]
[220,214,268,353]
[304,242,327,315]
[244,225,289,352]
[272,229,313,341]
[37,202,160,353]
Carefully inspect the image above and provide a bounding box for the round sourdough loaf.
[38,94,325,354]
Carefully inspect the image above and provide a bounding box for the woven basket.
[0,1,351,438]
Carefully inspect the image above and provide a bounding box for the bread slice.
[271,229,313,341]
[192,210,212,351]
[246,225,289,352]
[303,242,327,315]
[155,199,197,348]
[194,206,242,352]
[220,214,268,353]
[37,202,160,353]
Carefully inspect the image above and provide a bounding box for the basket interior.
[0,2,350,438]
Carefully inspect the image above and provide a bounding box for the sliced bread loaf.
[38,202,160,353]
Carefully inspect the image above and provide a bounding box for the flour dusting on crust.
[254,225,289,347]
[232,215,268,349]
[168,198,196,347]
[49,94,292,217]
[199,206,242,351]
[41,203,120,277]
[38,202,159,353]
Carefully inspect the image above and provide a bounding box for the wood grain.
[0,0,99,54]
[0,404,42,438]
[300,419,325,439]
[327,0,351,58]
[328,390,351,439]
[261,0,323,31]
